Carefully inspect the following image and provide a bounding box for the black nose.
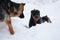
[34,16,39,19]
[19,13,24,18]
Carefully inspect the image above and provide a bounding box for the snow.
[0,0,60,40]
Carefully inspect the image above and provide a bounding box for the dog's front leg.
[5,20,14,35]
[5,15,14,35]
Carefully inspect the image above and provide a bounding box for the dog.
[29,9,51,28]
[9,1,25,18]
[41,15,52,23]
[0,0,25,35]
[29,9,41,28]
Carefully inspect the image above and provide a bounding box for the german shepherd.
[0,0,25,35]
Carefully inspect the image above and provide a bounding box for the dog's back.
[10,1,20,10]
[41,15,52,23]
[0,0,10,20]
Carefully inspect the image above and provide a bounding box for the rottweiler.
[29,9,51,28]
[29,9,41,28]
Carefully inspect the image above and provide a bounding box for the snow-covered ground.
[0,0,60,40]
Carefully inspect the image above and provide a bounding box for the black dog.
[29,9,51,28]
[29,9,41,28]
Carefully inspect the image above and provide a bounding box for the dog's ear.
[31,10,33,13]
[45,15,47,17]
[31,10,34,14]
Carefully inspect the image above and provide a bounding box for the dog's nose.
[35,16,38,18]
[19,13,24,18]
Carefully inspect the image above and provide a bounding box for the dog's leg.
[29,17,36,28]
[29,20,32,28]
[5,15,14,35]
[5,20,14,35]
[9,7,15,17]
[37,19,41,24]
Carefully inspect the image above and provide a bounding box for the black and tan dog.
[29,9,41,28]
[0,0,25,35]
[29,9,51,28]
[10,1,25,18]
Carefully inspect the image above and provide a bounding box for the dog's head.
[42,15,52,23]
[9,3,25,18]
[31,9,40,21]
[15,3,25,18]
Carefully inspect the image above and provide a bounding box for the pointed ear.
[31,10,34,14]
[31,11,33,13]
[45,15,47,17]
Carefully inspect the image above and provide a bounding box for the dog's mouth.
[33,16,40,21]
[19,13,24,18]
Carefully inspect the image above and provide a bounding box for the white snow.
[0,0,60,40]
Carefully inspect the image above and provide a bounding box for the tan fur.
[17,3,25,16]
[9,11,15,17]
[5,20,14,35]
[6,3,25,35]
[33,16,40,21]
[0,3,25,35]
[4,13,15,35]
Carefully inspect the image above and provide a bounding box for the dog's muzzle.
[33,15,40,21]
[19,13,24,18]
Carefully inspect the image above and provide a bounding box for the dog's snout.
[35,16,39,19]
[19,13,24,18]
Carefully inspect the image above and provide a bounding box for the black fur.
[29,16,36,28]
[29,9,52,28]
[29,9,41,28]
[19,13,24,18]
[0,0,9,20]
[10,1,25,18]
[31,9,40,16]
[0,0,25,34]
[0,0,25,21]
[41,15,52,23]
[0,7,5,20]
